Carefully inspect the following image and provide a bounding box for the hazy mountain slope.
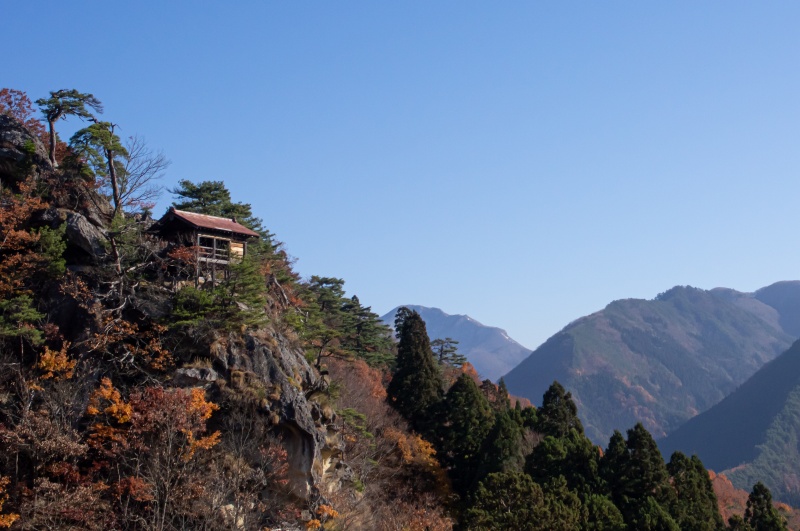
[503,284,800,444]
[380,305,531,381]
[755,281,800,337]
[660,340,800,505]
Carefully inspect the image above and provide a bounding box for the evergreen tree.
[478,409,525,478]
[526,428,603,499]
[462,471,548,531]
[438,373,494,493]
[302,281,394,369]
[600,431,628,497]
[624,423,673,507]
[393,306,414,338]
[302,276,349,369]
[743,482,787,531]
[727,515,753,531]
[537,380,584,437]
[170,179,271,241]
[667,452,724,531]
[602,424,675,529]
[215,252,268,330]
[386,309,443,433]
[541,475,586,531]
[463,472,583,531]
[628,496,680,531]
[431,337,467,368]
[584,493,627,531]
[481,378,511,412]
[340,295,394,367]
[70,121,128,216]
[498,378,510,406]
[36,88,103,166]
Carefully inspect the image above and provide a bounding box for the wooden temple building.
[152,207,260,283]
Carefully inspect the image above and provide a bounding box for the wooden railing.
[197,235,231,263]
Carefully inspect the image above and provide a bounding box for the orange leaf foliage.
[0,88,46,137]
[37,342,76,380]
[0,476,19,529]
[87,378,132,424]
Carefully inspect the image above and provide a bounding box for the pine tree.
[537,380,584,437]
[386,309,443,434]
[438,373,494,493]
[744,482,787,531]
[583,493,627,531]
[464,472,584,531]
[526,428,602,499]
[170,179,270,240]
[36,89,103,166]
[478,409,525,478]
[214,253,268,330]
[340,295,394,367]
[481,378,511,412]
[667,452,724,531]
[602,423,676,529]
[462,471,548,531]
[70,121,128,216]
[431,337,467,368]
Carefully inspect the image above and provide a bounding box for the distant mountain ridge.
[380,305,531,381]
[503,281,800,444]
[660,339,800,506]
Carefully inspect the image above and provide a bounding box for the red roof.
[163,208,260,238]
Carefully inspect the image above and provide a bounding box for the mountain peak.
[380,305,531,381]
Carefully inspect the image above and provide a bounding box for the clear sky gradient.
[5,2,800,352]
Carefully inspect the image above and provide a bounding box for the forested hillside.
[504,284,800,443]
[661,339,800,507]
[0,88,452,530]
[0,87,791,530]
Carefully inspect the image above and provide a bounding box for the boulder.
[0,114,51,183]
[173,367,221,387]
[64,210,107,260]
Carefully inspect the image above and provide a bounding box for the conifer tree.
[478,409,525,478]
[438,373,494,493]
[526,428,602,499]
[481,378,511,412]
[624,423,673,506]
[70,121,128,216]
[215,253,268,330]
[602,424,676,529]
[462,471,548,531]
[386,309,443,434]
[340,295,394,367]
[537,380,584,437]
[583,493,627,531]
[600,430,627,494]
[743,482,787,531]
[667,452,724,531]
[431,337,466,368]
[170,179,270,239]
[36,89,103,166]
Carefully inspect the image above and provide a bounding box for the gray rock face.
[0,114,51,182]
[215,332,342,498]
[64,210,107,260]
[173,367,221,387]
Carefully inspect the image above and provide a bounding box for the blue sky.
[5,2,800,353]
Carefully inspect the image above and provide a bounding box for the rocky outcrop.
[0,114,51,183]
[65,210,107,260]
[210,332,344,499]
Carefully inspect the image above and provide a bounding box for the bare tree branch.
[120,135,170,212]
